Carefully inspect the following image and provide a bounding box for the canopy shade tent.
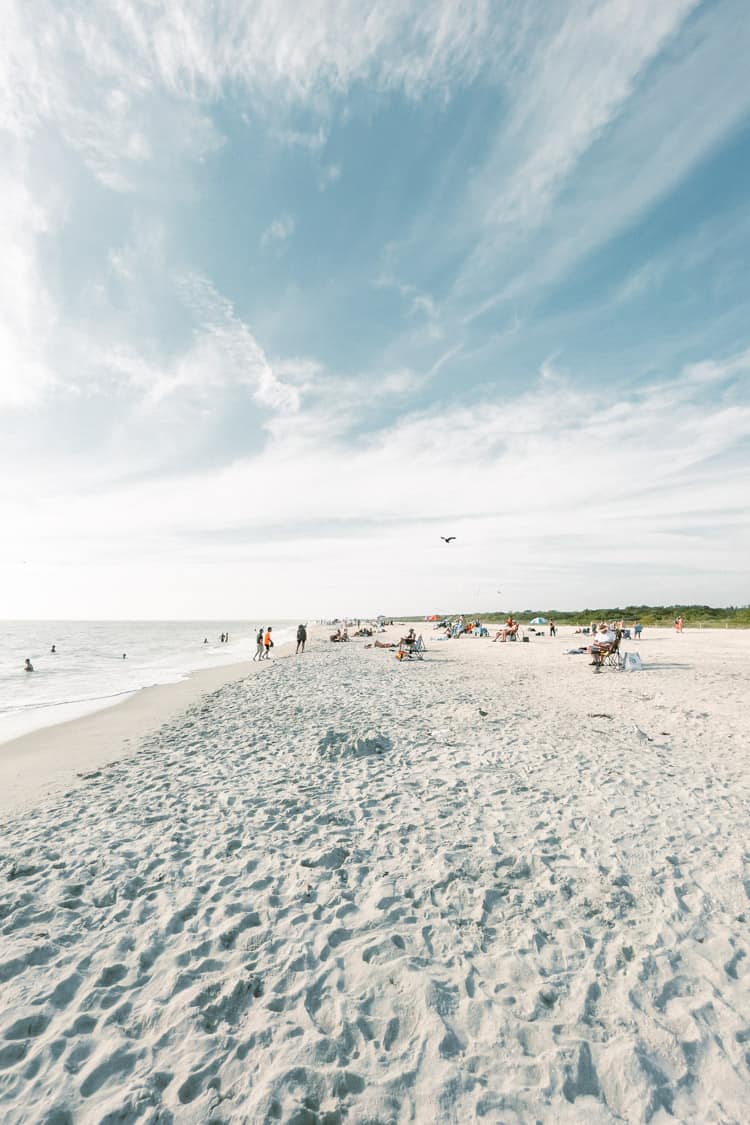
[425,614,440,621]
[529,617,549,625]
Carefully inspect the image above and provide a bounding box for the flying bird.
[441,536,456,544]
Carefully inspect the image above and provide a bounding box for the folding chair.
[396,634,426,660]
[592,631,623,672]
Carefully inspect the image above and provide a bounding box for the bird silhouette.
[441,536,456,543]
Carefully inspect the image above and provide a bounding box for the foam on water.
[0,620,296,743]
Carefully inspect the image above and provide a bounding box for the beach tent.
[529,616,549,625]
[425,614,440,621]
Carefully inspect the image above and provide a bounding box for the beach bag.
[623,652,642,672]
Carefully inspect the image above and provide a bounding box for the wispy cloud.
[0,168,57,408]
[483,0,698,230]
[457,0,750,314]
[273,125,328,151]
[9,347,750,538]
[260,216,296,247]
[318,163,341,191]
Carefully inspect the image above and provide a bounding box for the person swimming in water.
[24,658,34,671]
[51,644,56,654]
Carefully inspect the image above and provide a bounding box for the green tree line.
[409,605,750,627]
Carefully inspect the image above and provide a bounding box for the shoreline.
[0,632,303,817]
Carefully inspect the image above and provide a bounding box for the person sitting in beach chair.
[493,617,518,643]
[590,625,621,670]
[400,628,416,649]
[396,633,426,660]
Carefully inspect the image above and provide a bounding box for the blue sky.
[2,0,749,618]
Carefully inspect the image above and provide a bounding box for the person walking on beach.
[549,620,556,637]
[263,627,273,658]
[253,627,264,661]
[296,624,307,654]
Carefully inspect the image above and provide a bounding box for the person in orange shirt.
[263,627,273,658]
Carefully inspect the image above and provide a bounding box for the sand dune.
[1,627,748,1122]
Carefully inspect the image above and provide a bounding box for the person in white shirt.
[590,624,616,664]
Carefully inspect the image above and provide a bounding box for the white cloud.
[459,0,750,313]
[3,349,748,615]
[260,216,296,247]
[0,164,58,408]
[483,0,698,230]
[93,271,303,415]
[274,125,328,150]
[318,163,341,190]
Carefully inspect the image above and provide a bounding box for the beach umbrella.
[529,616,549,625]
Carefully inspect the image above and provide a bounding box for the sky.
[2,0,749,619]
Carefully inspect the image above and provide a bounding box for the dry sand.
[1,625,748,1123]
[0,634,298,816]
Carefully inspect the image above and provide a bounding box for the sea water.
[0,620,296,744]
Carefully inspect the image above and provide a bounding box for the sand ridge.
[1,628,749,1122]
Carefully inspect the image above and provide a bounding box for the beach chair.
[396,634,426,661]
[592,631,623,672]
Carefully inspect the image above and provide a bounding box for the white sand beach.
[0,632,299,816]
[1,626,749,1123]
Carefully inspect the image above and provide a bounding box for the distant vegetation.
[407,606,750,628]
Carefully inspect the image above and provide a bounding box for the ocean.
[0,620,297,744]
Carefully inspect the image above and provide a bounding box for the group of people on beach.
[253,627,273,660]
[252,624,308,660]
